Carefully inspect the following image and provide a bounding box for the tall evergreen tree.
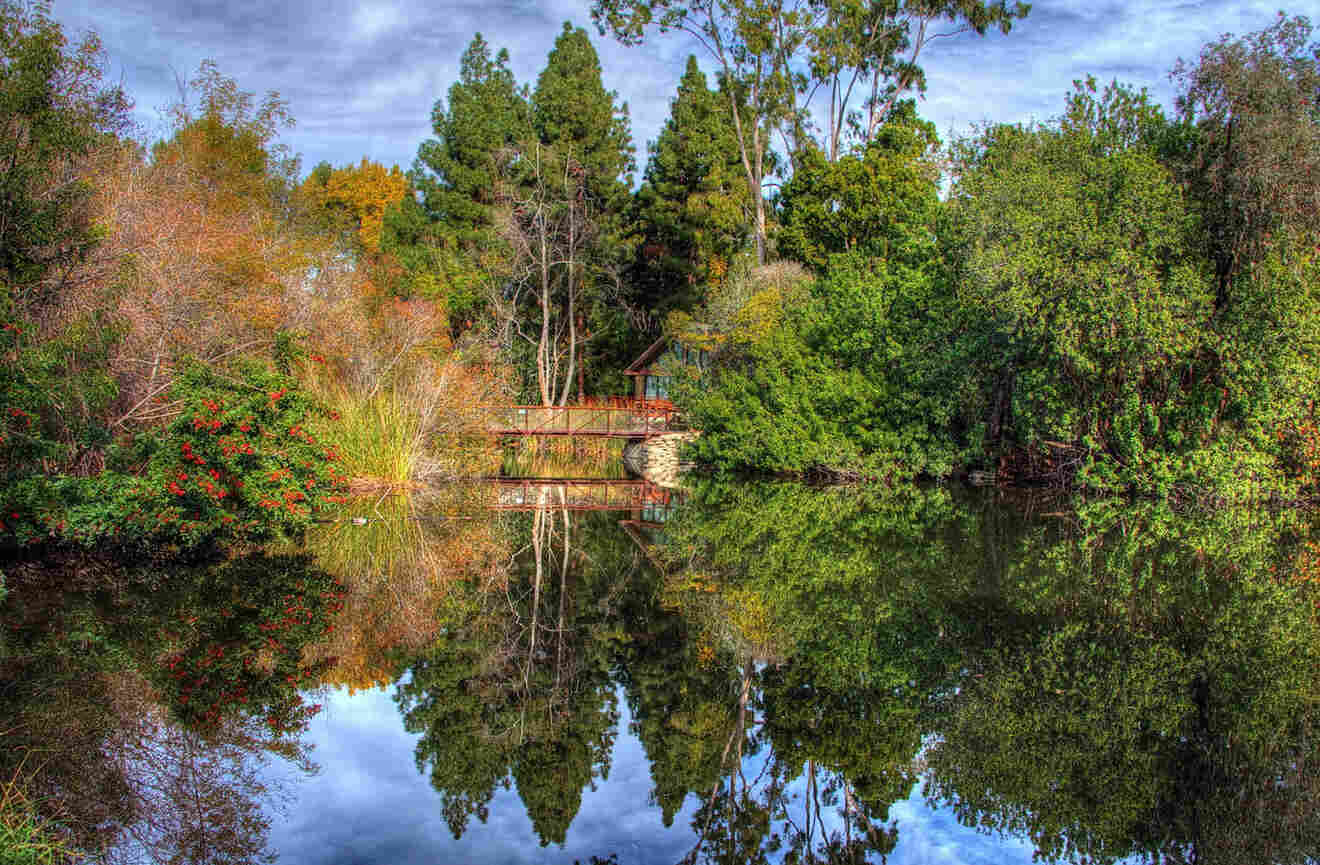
[413,33,531,239]
[391,35,531,322]
[531,22,635,215]
[629,56,752,317]
[502,22,637,399]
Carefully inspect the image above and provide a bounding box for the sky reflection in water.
[266,682,1039,865]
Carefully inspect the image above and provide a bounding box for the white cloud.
[352,2,404,41]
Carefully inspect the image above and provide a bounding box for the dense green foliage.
[0,2,127,485]
[777,101,940,271]
[678,21,1320,499]
[678,105,964,477]
[5,363,348,552]
[627,56,753,317]
[944,84,1220,493]
[0,2,127,291]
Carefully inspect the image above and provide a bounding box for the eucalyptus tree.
[592,0,1029,262]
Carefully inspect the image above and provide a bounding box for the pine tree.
[629,55,752,317]
[413,33,531,240]
[530,22,634,217]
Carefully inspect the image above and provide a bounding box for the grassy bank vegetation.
[302,361,503,491]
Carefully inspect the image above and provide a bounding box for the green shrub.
[2,362,347,553]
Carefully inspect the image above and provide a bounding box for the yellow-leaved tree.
[299,158,408,256]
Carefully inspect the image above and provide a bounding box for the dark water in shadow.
[5,480,1320,863]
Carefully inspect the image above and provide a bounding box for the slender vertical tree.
[496,143,603,406]
[629,55,754,317]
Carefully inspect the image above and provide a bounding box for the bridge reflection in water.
[489,478,678,563]
[490,478,673,516]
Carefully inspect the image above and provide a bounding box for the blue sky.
[50,0,1286,178]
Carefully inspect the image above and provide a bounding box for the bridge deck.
[487,403,677,438]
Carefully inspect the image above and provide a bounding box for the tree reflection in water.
[659,482,1320,864]
[8,480,1320,863]
[395,487,627,846]
[397,478,1320,864]
[0,552,333,863]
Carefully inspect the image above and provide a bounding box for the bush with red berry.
[3,361,348,552]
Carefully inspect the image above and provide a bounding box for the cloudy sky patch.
[51,0,1283,174]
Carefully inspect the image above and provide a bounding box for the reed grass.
[312,381,421,489]
[0,769,81,865]
[300,361,501,489]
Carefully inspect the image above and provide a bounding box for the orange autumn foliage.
[62,135,319,433]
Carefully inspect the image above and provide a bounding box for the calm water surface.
[5,479,1320,863]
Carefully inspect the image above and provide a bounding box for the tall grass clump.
[302,357,504,490]
[0,773,80,865]
[309,378,421,489]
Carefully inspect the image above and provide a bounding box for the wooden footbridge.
[487,399,678,439]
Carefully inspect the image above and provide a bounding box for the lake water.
[4,479,1319,863]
